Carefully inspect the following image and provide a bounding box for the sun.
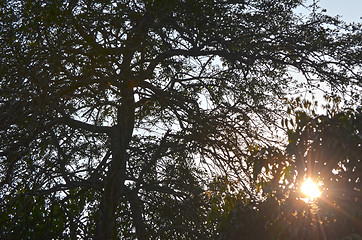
[301,178,321,200]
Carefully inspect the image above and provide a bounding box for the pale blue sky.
[311,0,361,23]
[291,1,361,109]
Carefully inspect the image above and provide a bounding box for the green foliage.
[0,186,101,239]
[223,106,361,239]
[285,108,362,239]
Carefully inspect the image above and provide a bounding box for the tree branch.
[61,116,111,134]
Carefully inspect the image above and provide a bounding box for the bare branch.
[61,116,111,134]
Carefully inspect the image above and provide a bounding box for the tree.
[280,106,362,239]
[219,104,361,240]
[0,0,361,239]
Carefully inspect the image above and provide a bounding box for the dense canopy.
[0,0,361,239]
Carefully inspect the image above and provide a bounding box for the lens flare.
[301,178,321,200]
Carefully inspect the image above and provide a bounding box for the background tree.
[219,102,361,240]
[279,104,361,240]
[0,0,361,239]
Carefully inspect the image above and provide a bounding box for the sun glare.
[301,178,321,201]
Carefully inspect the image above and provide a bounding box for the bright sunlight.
[301,178,321,201]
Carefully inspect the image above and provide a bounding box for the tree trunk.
[95,88,135,240]
[127,191,150,240]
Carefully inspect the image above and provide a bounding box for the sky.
[290,1,361,110]
[305,0,362,23]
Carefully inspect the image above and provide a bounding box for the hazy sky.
[312,0,362,23]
